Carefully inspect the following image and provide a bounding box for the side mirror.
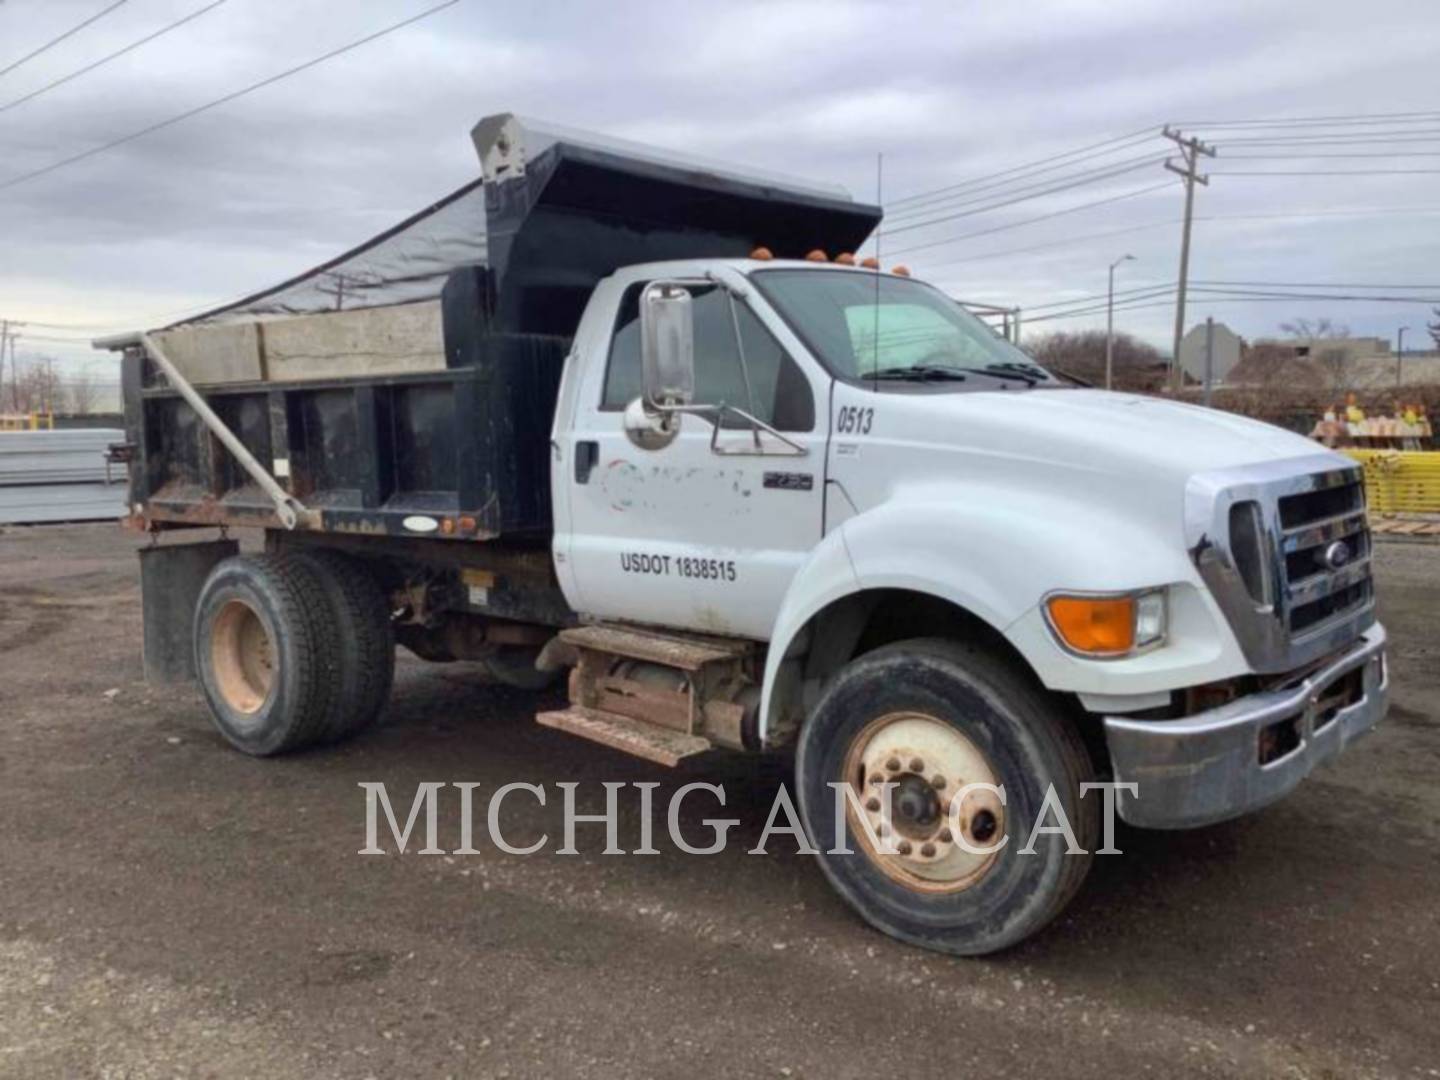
[641,282,695,408]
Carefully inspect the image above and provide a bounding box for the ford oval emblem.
[1320,540,1352,571]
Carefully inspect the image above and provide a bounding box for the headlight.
[1045,588,1168,658]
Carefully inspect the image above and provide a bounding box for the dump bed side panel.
[124,330,566,538]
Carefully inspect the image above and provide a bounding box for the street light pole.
[1396,326,1409,388]
[1105,254,1134,391]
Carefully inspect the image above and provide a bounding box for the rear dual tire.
[194,552,393,756]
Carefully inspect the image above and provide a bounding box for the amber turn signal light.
[1046,595,1136,656]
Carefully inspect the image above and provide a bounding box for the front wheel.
[796,638,1098,955]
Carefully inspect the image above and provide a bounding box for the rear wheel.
[290,549,395,742]
[796,637,1098,955]
[194,554,338,756]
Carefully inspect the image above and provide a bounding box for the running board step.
[559,625,749,671]
[536,706,713,767]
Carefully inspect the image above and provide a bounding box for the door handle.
[575,440,599,484]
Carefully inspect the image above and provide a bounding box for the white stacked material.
[0,429,125,524]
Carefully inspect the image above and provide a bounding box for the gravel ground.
[0,523,1436,1079]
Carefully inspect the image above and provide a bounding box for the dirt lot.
[0,523,1436,1079]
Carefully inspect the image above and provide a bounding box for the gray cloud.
[2,0,1437,375]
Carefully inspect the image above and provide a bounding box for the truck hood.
[879,387,1332,481]
[827,386,1349,545]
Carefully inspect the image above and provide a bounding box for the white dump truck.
[100,114,1388,954]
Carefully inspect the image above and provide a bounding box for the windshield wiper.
[952,365,1044,385]
[866,365,969,382]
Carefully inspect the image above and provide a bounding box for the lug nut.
[920,843,936,858]
[865,797,880,813]
[897,841,913,856]
[971,809,999,844]
[930,775,947,789]
[937,828,952,844]
[909,758,924,773]
[885,757,901,773]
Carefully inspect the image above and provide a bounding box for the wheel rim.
[210,599,276,715]
[840,711,1005,894]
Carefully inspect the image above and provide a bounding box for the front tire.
[796,638,1097,956]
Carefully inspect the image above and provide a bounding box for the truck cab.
[104,113,1388,957]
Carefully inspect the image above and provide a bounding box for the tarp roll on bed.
[179,112,881,342]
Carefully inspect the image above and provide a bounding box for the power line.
[1210,168,1440,176]
[884,148,1168,223]
[0,0,227,116]
[0,0,462,193]
[1194,279,1440,290]
[917,219,1181,272]
[1180,110,1440,128]
[884,154,1168,235]
[1207,131,1440,145]
[1221,151,1440,159]
[918,203,1440,277]
[1200,204,1440,222]
[887,127,1159,208]
[888,180,1174,258]
[882,145,1163,221]
[0,0,130,79]
[883,134,1165,220]
[1028,287,1440,325]
[1022,282,1179,312]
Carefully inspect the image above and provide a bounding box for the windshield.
[751,269,1061,388]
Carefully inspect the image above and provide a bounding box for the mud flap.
[139,540,239,684]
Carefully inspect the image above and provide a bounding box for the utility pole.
[0,320,24,412]
[1163,126,1216,393]
[1396,326,1409,388]
[1105,254,1135,390]
[1203,316,1215,407]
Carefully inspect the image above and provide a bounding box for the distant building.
[1177,321,1242,385]
[1230,336,1440,390]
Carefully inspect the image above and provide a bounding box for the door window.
[602,283,814,432]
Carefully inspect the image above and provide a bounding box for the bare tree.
[67,370,98,415]
[1026,329,1165,390]
[1428,306,1439,350]
[12,358,63,414]
[1279,317,1351,342]
[1279,318,1353,392]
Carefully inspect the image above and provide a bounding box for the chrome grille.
[1276,476,1372,639]
[1187,455,1377,674]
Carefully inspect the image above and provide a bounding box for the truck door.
[558,276,826,640]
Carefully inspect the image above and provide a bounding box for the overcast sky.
[2,0,1438,379]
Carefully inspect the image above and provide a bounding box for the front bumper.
[1104,624,1388,829]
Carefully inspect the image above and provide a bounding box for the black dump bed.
[105,114,880,540]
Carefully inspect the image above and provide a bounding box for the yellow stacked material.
[1344,450,1440,514]
[0,412,55,431]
